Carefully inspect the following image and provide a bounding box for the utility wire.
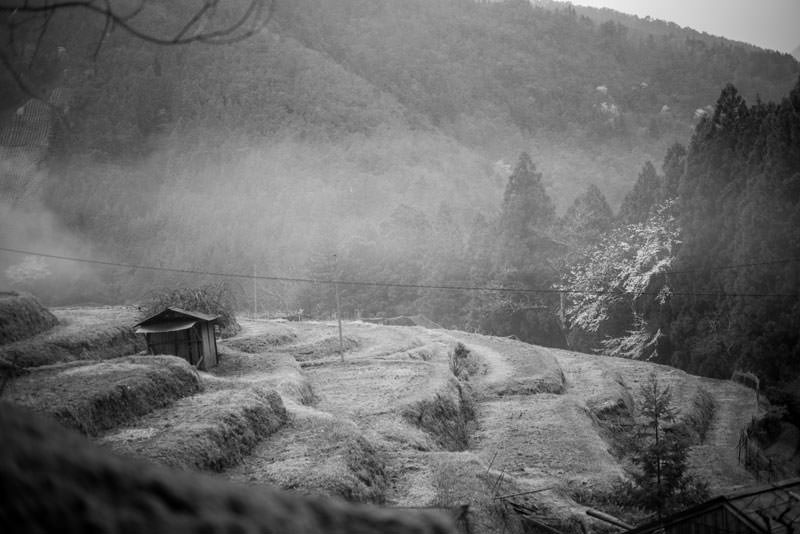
[0,246,797,299]
[664,257,800,276]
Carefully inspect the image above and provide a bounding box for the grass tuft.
[343,434,389,503]
[431,456,520,534]
[225,331,297,353]
[402,380,477,451]
[491,367,565,396]
[681,388,715,443]
[290,335,360,361]
[0,292,58,345]
[448,343,482,380]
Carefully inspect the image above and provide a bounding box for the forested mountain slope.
[272,0,797,205]
[1,0,798,374]
[563,79,800,412]
[2,1,799,485]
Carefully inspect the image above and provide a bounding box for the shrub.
[448,343,480,380]
[142,283,240,337]
[402,382,476,451]
[343,435,388,504]
[682,388,715,443]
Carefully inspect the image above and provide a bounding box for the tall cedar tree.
[660,143,687,201]
[561,183,614,246]
[619,161,661,224]
[669,79,800,383]
[479,152,566,346]
[495,152,556,278]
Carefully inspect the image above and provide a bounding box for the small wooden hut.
[625,478,800,534]
[134,307,219,370]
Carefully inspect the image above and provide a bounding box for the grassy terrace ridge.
[0,291,58,345]
[0,308,769,533]
[0,305,145,368]
[215,319,764,532]
[1,401,458,534]
[101,387,288,472]
[5,355,200,436]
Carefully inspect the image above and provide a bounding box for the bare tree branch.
[92,0,113,60]
[28,9,53,68]
[191,0,264,44]
[0,0,274,46]
[119,0,146,23]
[0,0,275,101]
[0,45,46,103]
[174,0,216,42]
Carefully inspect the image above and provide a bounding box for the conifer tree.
[495,152,557,277]
[484,152,563,343]
[619,161,661,224]
[660,143,686,201]
[499,152,556,241]
[669,79,800,382]
[561,183,614,246]
[627,373,708,517]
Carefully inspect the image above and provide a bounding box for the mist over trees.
[668,81,800,384]
[1,1,799,392]
[565,79,800,393]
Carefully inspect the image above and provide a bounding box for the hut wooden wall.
[666,506,756,534]
[146,329,202,366]
[197,323,217,370]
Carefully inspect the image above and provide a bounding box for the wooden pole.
[334,254,343,361]
[253,264,257,320]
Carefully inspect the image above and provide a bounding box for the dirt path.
[445,335,625,494]
[688,378,760,491]
[441,335,760,497]
[550,348,759,492]
[552,348,700,410]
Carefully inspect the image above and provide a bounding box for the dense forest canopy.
[1,1,799,392]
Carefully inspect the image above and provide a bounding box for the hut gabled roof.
[134,307,219,330]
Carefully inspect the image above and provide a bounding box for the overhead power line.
[665,257,800,276]
[0,246,797,299]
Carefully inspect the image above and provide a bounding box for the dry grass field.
[0,305,145,367]
[213,319,763,532]
[1,401,457,534]
[0,291,58,344]
[0,306,770,534]
[5,355,200,435]
[101,387,287,472]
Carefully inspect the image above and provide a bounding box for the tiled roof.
[0,99,53,148]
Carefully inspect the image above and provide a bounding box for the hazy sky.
[562,0,800,53]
